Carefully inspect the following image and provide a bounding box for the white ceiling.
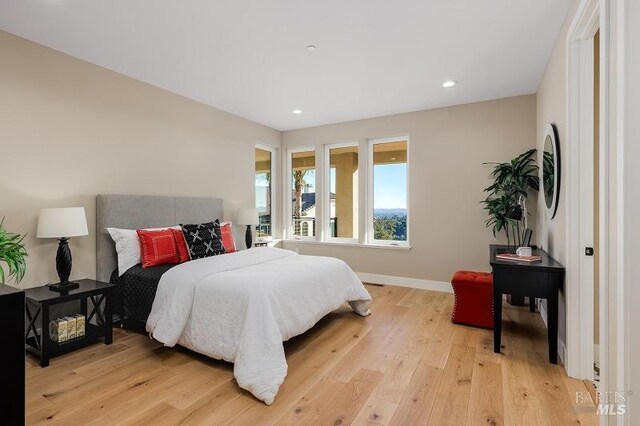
[0,0,570,131]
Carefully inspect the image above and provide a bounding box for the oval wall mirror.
[542,123,560,219]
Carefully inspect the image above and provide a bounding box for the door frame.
[565,0,607,385]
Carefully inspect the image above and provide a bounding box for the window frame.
[255,143,276,241]
[286,146,318,241]
[367,136,410,247]
[324,141,360,243]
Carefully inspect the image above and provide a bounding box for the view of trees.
[292,169,310,235]
[373,213,407,241]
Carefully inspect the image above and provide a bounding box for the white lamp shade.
[37,207,89,238]
[236,208,259,225]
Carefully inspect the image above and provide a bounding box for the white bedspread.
[146,247,371,404]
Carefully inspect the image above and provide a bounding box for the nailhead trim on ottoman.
[450,270,494,329]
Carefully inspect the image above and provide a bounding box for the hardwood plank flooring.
[26,284,597,425]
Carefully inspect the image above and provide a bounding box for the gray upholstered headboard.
[96,194,223,283]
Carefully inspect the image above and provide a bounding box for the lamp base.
[47,281,80,293]
[245,225,253,249]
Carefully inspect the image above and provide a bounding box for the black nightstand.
[25,279,114,367]
[253,242,269,247]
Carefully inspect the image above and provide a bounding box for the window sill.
[281,239,412,251]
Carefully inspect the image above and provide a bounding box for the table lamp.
[36,207,88,292]
[236,208,259,249]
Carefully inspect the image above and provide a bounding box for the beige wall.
[281,95,537,283]
[535,0,580,356]
[0,31,281,288]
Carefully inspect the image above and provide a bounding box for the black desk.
[490,245,565,364]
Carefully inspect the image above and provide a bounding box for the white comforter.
[146,247,371,404]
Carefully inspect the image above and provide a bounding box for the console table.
[490,244,565,364]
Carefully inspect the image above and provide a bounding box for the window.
[327,144,359,240]
[255,147,272,238]
[284,138,409,247]
[369,138,408,245]
[289,149,316,238]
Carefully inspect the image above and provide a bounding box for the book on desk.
[495,252,542,263]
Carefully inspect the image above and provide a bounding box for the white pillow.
[107,226,180,276]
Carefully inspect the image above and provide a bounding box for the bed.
[96,194,372,405]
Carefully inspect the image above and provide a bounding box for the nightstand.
[25,279,114,367]
[254,242,269,247]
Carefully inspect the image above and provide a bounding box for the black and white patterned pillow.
[181,222,225,259]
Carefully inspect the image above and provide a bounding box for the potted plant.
[481,149,539,248]
[0,218,28,284]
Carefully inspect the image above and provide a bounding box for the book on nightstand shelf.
[495,253,542,263]
[75,314,86,337]
[49,318,68,343]
[65,316,77,339]
[48,314,86,343]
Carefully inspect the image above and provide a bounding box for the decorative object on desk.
[0,217,28,285]
[237,208,259,249]
[516,246,533,257]
[523,228,533,247]
[543,123,561,219]
[481,149,539,249]
[36,207,88,292]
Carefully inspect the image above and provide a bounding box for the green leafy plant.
[542,150,555,201]
[481,149,539,247]
[0,218,28,284]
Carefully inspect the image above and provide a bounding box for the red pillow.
[219,222,236,253]
[137,229,179,267]
[171,228,190,263]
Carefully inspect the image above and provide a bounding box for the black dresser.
[0,285,25,425]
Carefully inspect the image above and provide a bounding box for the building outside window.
[327,144,358,240]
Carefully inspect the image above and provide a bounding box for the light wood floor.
[26,284,598,425]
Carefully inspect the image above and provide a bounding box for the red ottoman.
[451,271,494,329]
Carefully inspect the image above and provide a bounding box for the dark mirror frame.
[543,123,561,219]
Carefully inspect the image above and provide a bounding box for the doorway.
[564,0,608,389]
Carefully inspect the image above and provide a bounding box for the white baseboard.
[538,299,567,365]
[356,272,452,293]
[539,298,547,326]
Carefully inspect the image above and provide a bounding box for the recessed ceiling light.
[292,109,302,114]
[306,45,317,52]
[442,80,457,88]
